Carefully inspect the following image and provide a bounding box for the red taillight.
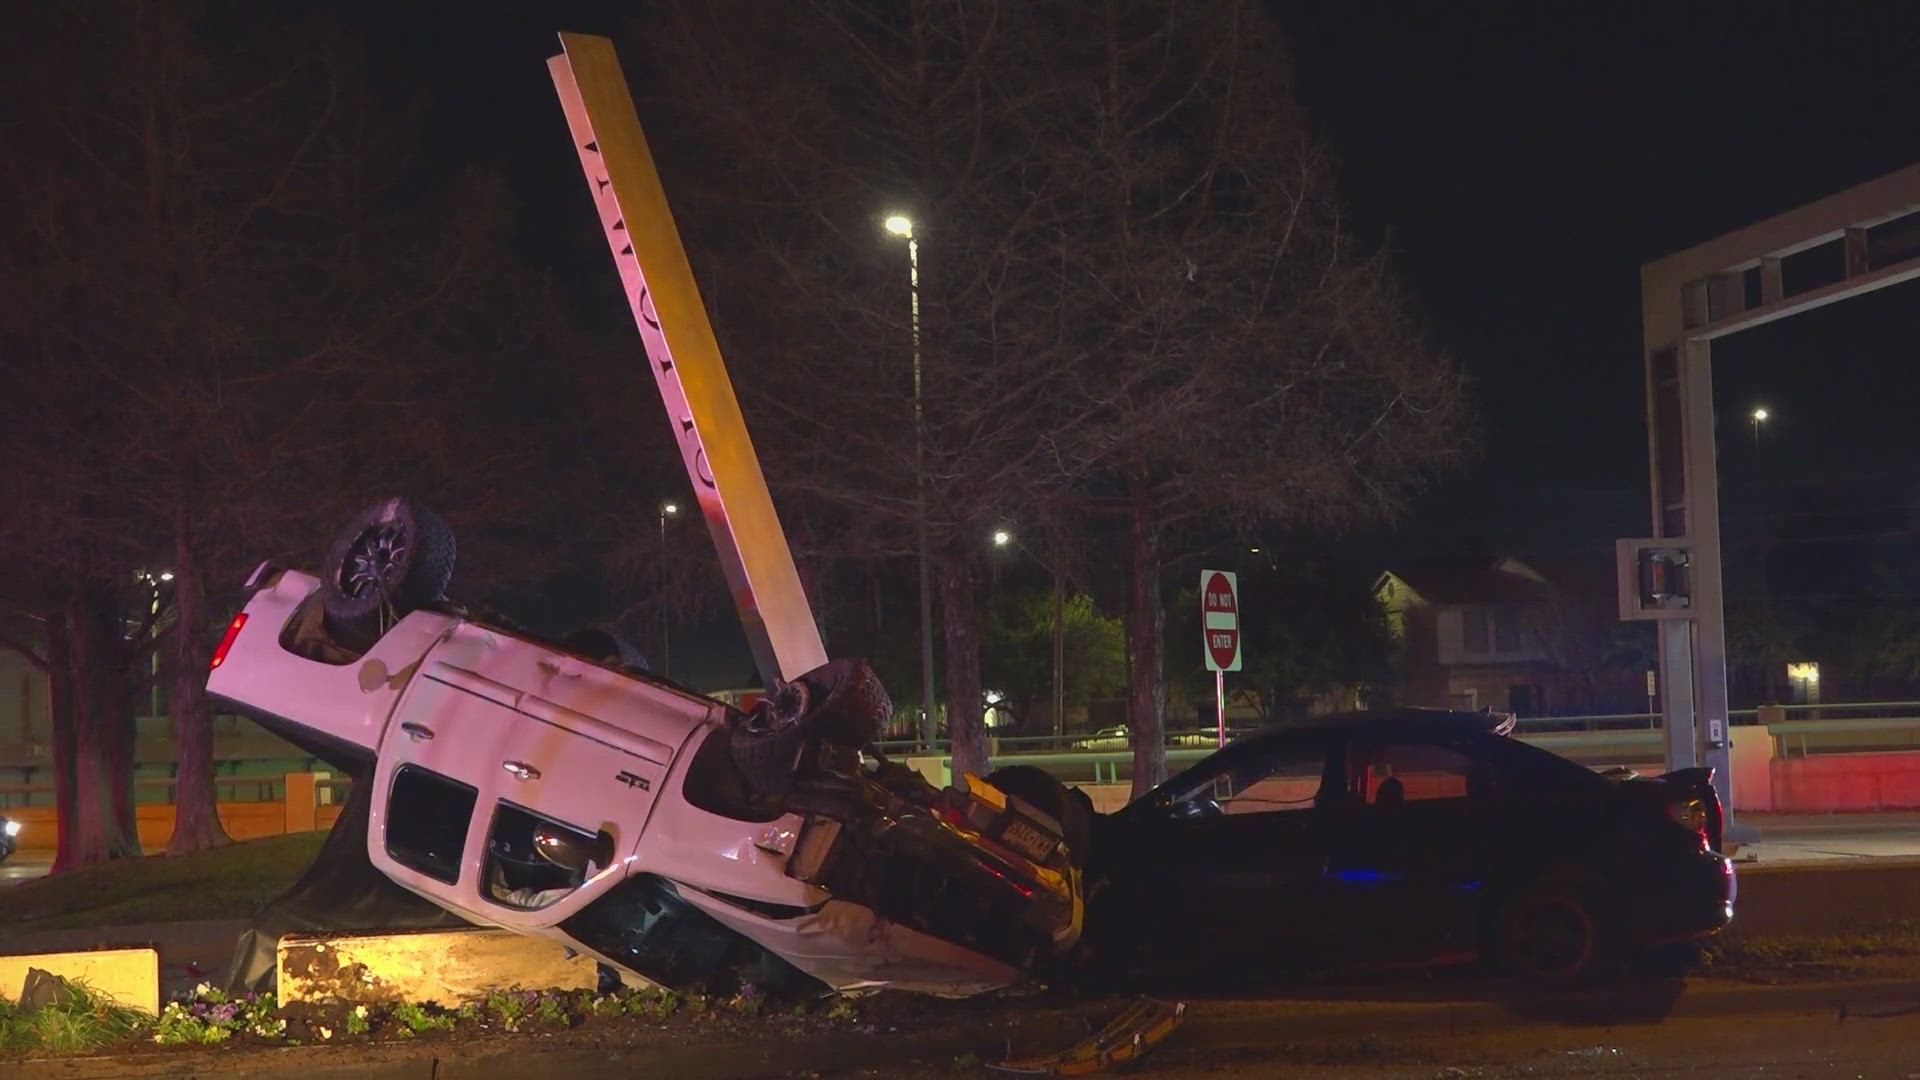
[209,613,248,670]
[1668,797,1710,848]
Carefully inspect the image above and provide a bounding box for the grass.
[0,980,151,1054]
[1706,922,1920,967]
[0,832,327,931]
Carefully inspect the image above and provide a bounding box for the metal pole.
[659,510,671,680]
[1215,669,1227,748]
[1051,562,1065,744]
[908,233,938,751]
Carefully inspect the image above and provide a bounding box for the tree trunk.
[1050,563,1065,740]
[939,557,990,783]
[45,611,80,873]
[168,535,230,854]
[1126,502,1168,797]
[97,592,138,848]
[64,590,141,868]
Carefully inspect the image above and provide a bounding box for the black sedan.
[1079,708,1734,986]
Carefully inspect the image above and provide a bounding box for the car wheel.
[321,497,456,629]
[984,765,1093,870]
[0,837,14,865]
[1492,869,1616,986]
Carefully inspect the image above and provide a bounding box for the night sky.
[344,2,1917,663]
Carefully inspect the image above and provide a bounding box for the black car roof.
[1227,707,1517,749]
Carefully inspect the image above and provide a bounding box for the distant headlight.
[3,819,20,837]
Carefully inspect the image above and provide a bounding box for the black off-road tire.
[794,660,891,749]
[728,660,892,789]
[1492,867,1619,987]
[320,498,456,629]
[985,764,1094,870]
[729,680,813,787]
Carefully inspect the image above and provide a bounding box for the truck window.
[385,765,477,884]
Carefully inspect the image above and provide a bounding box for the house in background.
[1374,555,1650,718]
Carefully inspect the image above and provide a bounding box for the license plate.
[998,818,1057,862]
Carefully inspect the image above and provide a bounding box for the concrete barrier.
[277,928,645,1008]
[0,947,160,1015]
[1731,858,1920,934]
[1769,752,1920,813]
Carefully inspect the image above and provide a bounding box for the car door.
[1104,736,1340,980]
[1318,733,1507,964]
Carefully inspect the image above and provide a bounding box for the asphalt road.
[982,1005,1920,1079]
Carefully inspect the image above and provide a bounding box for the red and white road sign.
[1202,570,1241,673]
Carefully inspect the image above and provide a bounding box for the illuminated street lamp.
[885,211,937,750]
[1750,406,1769,447]
[992,529,1012,547]
[659,501,681,678]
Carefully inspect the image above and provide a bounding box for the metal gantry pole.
[659,507,671,680]
[907,231,938,751]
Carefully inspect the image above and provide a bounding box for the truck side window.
[385,765,477,884]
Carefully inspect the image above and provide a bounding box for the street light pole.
[888,213,938,750]
[659,501,679,679]
[1750,406,1768,449]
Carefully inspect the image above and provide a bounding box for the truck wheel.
[794,660,891,748]
[729,680,812,787]
[321,498,456,629]
[985,765,1093,869]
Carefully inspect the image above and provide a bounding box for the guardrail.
[0,775,360,812]
[878,701,1920,753]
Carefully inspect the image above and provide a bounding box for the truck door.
[368,657,677,931]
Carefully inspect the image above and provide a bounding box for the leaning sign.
[1202,570,1241,747]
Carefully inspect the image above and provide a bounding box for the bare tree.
[1031,1,1473,792]
[645,0,1105,778]
[641,1,1467,791]
[2,3,572,861]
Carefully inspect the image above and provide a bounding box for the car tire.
[984,765,1093,870]
[320,498,456,629]
[0,837,13,865]
[1492,868,1617,986]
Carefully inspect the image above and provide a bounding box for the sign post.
[1202,570,1242,747]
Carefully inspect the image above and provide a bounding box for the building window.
[1494,610,1521,653]
[1462,610,1489,654]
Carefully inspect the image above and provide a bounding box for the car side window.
[1349,742,1488,807]
[1169,746,1329,817]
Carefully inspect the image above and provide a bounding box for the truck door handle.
[503,761,541,782]
[401,723,434,743]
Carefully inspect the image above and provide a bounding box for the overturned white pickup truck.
[209,498,1087,997]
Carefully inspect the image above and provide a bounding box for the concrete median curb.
[0,947,159,1016]
[1731,858,1920,933]
[277,927,648,1008]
